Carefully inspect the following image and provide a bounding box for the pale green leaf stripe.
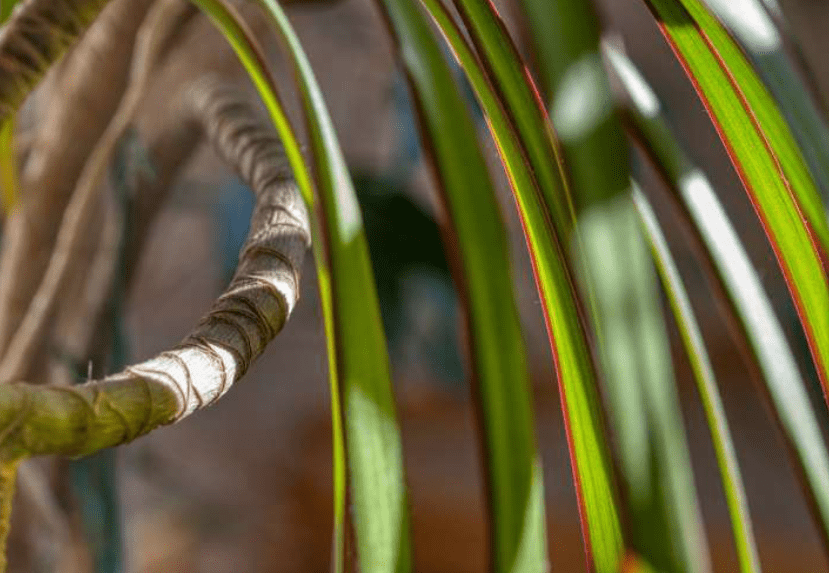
[519,0,708,569]
[191,2,409,572]
[610,42,829,547]
[375,0,546,571]
[578,196,711,573]
[416,1,623,571]
[634,187,761,573]
[703,0,829,207]
[697,0,829,249]
[256,2,412,572]
[643,0,829,405]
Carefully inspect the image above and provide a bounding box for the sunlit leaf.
[576,194,710,573]
[521,1,710,570]
[191,2,410,571]
[374,1,547,570]
[519,0,628,212]
[415,1,623,571]
[702,0,829,205]
[611,41,829,549]
[642,0,829,411]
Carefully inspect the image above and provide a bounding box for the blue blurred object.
[213,178,255,286]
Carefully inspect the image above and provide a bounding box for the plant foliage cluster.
[0,0,827,571]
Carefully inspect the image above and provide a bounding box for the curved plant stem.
[0,79,309,460]
[0,0,154,364]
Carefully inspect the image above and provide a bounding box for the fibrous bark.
[0,77,310,462]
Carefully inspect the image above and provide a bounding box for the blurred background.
[9,0,829,571]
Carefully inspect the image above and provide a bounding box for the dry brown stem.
[0,0,196,384]
[0,0,155,366]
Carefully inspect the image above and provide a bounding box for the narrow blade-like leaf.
[190,2,410,571]
[520,1,710,569]
[255,3,412,571]
[702,0,829,206]
[577,194,710,573]
[448,0,579,231]
[633,184,761,573]
[611,42,829,549]
[518,0,629,212]
[642,0,829,410]
[374,1,547,570]
[415,2,623,571]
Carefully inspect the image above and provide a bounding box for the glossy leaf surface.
[643,0,829,409]
[613,42,829,548]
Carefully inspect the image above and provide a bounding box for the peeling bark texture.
[0,0,154,362]
[0,0,114,121]
[0,0,195,384]
[0,79,310,461]
[53,3,264,387]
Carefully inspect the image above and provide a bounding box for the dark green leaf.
[374,0,547,570]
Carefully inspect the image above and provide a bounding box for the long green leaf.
[519,1,709,569]
[577,194,710,573]
[703,0,829,207]
[633,185,761,573]
[448,0,579,231]
[415,2,623,571]
[189,2,409,572]
[254,3,412,571]
[611,42,829,549]
[642,0,829,410]
[374,1,547,571]
[518,0,629,213]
